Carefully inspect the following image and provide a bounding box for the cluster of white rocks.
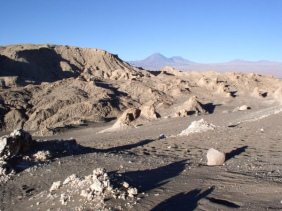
[179,119,216,136]
[48,168,138,206]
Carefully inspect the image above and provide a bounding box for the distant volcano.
[129,53,282,78]
[129,53,195,71]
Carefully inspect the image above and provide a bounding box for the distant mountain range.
[129,53,282,78]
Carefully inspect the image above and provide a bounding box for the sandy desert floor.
[1,96,282,211]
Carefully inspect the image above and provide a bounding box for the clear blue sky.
[1,0,282,62]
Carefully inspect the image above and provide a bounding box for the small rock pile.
[46,168,138,208]
[179,119,216,136]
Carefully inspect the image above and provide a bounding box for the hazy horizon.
[130,52,282,64]
[1,0,282,64]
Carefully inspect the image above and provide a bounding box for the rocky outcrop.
[99,108,141,133]
[175,96,208,117]
[0,129,33,159]
[0,44,143,86]
[140,104,160,119]
[0,45,281,136]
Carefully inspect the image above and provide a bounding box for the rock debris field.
[1,44,282,210]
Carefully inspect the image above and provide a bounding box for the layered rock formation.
[0,44,281,135]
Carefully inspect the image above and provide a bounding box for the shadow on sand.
[202,103,221,114]
[95,139,154,153]
[225,146,248,161]
[152,187,215,211]
[114,160,188,193]
[7,138,155,173]
[152,186,240,211]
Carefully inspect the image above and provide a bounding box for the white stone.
[63,174,77,185]
[207,148,225,166]
[127,187,138,197]
[80,189,89,197]
[90,178,104,193]
[33,150,51,162]
[60,193,68,205]
[238,105,250,111]
[49,181,61,192]
[122,182,129,189]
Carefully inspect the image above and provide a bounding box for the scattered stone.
[127,187,138,197]
[60,193,69,205]
[32,150,51,162]
[50,181,61,192]
[158,134,166,140]
[63,174,78,185]
[233,105,251,112]
[179,119,215,136]
[207,148,225,166]
[238,105,251,111]
[122,181,130,189]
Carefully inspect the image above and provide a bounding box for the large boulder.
[0,129,33,160]
[206,148,225,166]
